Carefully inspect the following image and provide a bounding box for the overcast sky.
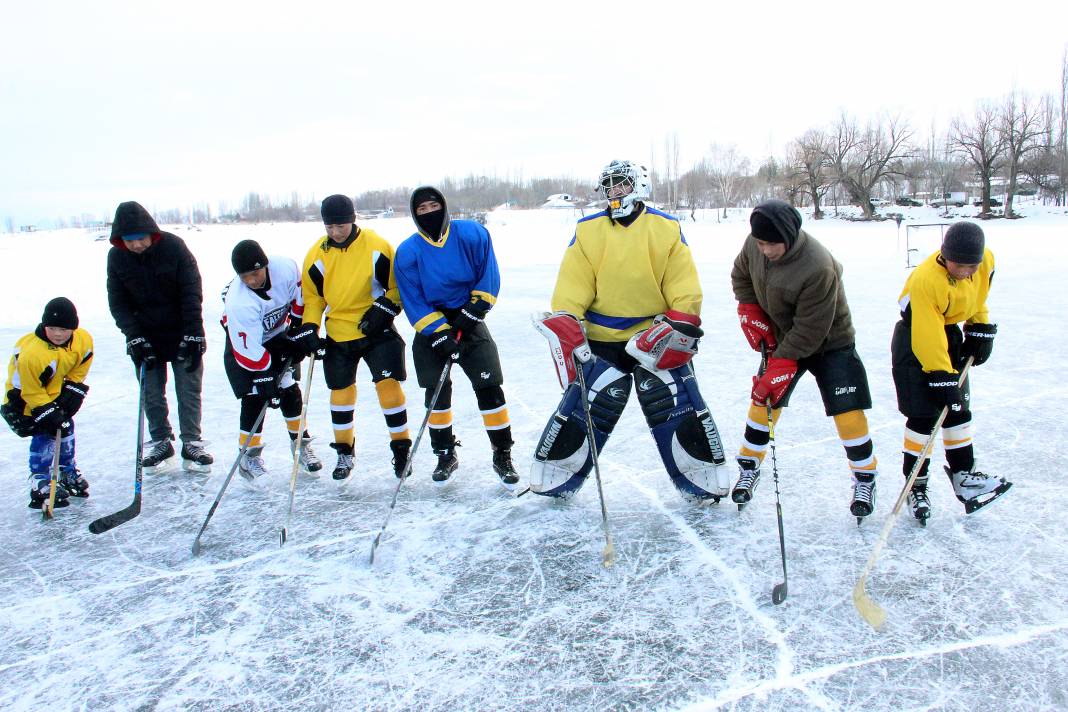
[2,0,1065,226]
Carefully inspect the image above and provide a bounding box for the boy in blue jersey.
[394,187,518,489]
[530,160,730,502]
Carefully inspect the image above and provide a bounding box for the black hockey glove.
[176,335,206,373]
[30,400,68,433]
[926,371,964,409]
[452,297,491,340]
[429,328,460,360]
[251,372,281,408]
[1,390,35,438]
[358,296,401,336]
[290,323,325,360]
[961,322,997,367]
[56,380,89,418]
[126,336,158,371]
[264,333,302,364]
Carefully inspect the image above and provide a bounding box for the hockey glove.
[1,390,35,438]
[126,336,158,371]
[429,328,460,360]
[452,297,492,340]
[751,357,797,407]
[625,311,703,371]
[961,322,997,366]
[358,296,401,336]
[290,324,325,360]
[30,400,67,433]
[56,380,89,418]
[264,333,302,364]
[533,311,592,388]
[251,372,281,408]
[926,370,964,409]
[176,335,206,373]
[737,303,777,352]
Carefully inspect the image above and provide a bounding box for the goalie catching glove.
[625,311,703,372]
[533,312,592,388]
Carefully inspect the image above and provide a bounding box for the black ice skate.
[850,472,877,524]
[907,485,931,526]
[732,458,761,510]
[141,439,175,473]
[59,469,90,498]
[431,443,460,484]
[181,441,213,473]
[331,443,354,482]
[492,446,519,491]
[390,439,412,479]
[292,437,323,474]
[28,477,70,510]
[946,465,1012,514]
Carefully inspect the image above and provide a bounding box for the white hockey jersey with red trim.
[222,257,304,371]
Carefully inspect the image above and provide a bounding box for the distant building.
[19,225,36,232]
[543,193,579,208]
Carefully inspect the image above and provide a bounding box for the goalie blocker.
[530,312,729,501]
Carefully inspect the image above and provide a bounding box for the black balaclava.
[410,186,450,240]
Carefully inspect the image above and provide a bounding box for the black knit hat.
[42,297,78,330]
[231,239,269,274]
[941,222,985,264]
[321,194,356,224]
[750,199,803,248]
[750,212,783,243]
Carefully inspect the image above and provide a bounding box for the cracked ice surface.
[1,207,1066,710]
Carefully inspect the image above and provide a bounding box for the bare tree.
[1060,47,1068,205]
[706,143,751,219]
[998,91,1045,217]
[824,112,914,219]
[789,129,831,218]
[951,101,1006,214]
[1021,94,1063,203]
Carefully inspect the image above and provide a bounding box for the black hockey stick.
[89,364,148,534]
[760,345,788,605]
[191,397,272,556]
[369,351,456,565]
[574,354,615,568]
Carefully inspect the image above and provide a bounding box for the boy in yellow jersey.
[730,199,880,523]
[892,221,1010,522]
[291,195,411,482]
[2,298,94,508]
[531,159,729,502]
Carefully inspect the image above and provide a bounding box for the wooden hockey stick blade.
[602,536,615,568]
[852,574,886,629]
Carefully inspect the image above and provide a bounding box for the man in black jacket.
[106,201,213,473]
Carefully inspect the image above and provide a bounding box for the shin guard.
[634,364,729,501]
[530,358,630,498]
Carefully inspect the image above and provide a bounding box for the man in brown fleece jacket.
[730,199,879,523]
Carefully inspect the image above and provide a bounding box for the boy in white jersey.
[222,240,322,480]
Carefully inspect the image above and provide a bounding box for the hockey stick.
[43,427,63,520]
[574,355,615,568]
[369,349,457,565]
[853,357,974,629]
[760,346,789,604]
[89,364,148,534]
[280,359,316,546]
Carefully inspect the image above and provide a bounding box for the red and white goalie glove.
[625,311,703,371]
[737,302,777,352]
[533,311,592,388]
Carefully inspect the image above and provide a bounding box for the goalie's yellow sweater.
[550,207,702,342]
[898,249,995,373]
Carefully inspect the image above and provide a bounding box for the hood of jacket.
[410,186,450,240]
[110,201,161,248]
[751,199,803,252]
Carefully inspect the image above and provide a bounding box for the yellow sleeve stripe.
[415,312,447,333]
[471,290,497,306]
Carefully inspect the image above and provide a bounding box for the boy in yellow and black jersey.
[892,221,1011,523]
[2,298,94,509]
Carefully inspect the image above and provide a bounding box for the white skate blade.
[142,459,175,475]
[182,460,211,474]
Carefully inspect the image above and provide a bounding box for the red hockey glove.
[533,311,592,388]
[625,311,703,371]
[737,303,776,352]
[751,357,797,407]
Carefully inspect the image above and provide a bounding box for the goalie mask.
[598,159,651,219]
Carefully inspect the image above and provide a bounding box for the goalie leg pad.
[634,364,729,501]
[530,358,630,498]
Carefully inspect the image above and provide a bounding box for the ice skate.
[946,465,1012,514]
[390,439,412,479]
[141,439,175,474]
[28,475,69,510]
[850,472,876,524]
[292,437,323,475]
[732,457,761,509]
[431,444,459,484]
[238,445,268,482]
[181,440,213,473]
[331,444,354,482]
[492,446,519,491]
[59,469,90,498]
[907,483,931,526]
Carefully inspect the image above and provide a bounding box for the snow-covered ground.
[1,205,1066,711]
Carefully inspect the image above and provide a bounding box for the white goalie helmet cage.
[598,159,651,218]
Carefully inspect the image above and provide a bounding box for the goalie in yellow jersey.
[530,159,730,502]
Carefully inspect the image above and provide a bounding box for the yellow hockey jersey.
[898,249,994,373]
[4,328,94,413]
[551,207,702,342]
[301,227,402,342]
